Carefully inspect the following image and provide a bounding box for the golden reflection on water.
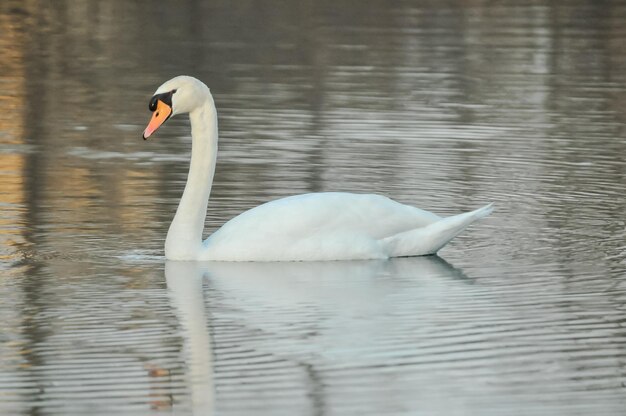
[0,6,27,264]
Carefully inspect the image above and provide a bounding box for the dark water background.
[1,1,625,415]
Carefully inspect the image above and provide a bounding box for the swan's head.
[142,75,209,140]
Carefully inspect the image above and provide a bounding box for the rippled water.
[1,1,626,415]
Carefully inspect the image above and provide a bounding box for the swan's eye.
[149,91,175,112]
[149,96,158,112]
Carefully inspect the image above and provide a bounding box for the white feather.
[145,76,493,261]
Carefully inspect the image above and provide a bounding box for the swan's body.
[143,76,492,262]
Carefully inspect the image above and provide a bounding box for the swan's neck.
[165,97,218,260]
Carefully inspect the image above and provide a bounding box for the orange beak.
[143,100,172,140]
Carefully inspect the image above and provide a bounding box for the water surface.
[1,1,625,415]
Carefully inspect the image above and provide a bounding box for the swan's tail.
[382,203,493,257]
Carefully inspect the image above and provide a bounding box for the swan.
[143,76,493,261]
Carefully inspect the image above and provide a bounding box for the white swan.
[143,76,493,261]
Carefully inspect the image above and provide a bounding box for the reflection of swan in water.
[165,257,469,413]
[207,257,470,362]
[165,262,214,415]
[201,255,469,308]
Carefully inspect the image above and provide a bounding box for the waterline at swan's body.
[143,76,493,262]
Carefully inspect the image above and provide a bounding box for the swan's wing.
[202,192,440,261]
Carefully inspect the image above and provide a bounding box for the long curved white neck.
[165,94,218,260]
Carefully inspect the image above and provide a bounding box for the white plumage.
[143,76,492,261]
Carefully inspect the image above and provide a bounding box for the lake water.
[1,1,626,415]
